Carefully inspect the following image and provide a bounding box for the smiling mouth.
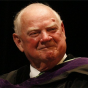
[38,46,56,50]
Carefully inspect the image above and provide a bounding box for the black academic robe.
[0,54,74,85]
[1,54,88,88]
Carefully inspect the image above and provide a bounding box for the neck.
[30,54,67,72]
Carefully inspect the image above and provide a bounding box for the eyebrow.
[28,27,39,31]
[46,23,57,28]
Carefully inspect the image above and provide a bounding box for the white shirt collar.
[30,54,67,78]
[57,53,67,65]
[30,65,40,78]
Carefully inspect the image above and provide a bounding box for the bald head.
[14,3,62,35]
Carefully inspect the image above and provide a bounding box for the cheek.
[53,32,62,42]
[56,32,66,48]
[52,31,65,48]
[28,38,39,48]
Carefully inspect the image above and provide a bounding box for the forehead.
[21,4,58,21]
[20,4,60,30]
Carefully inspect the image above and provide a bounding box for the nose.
[40,31,52,44]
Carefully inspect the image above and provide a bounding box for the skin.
[13,4,66,72]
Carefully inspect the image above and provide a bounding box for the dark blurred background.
[0,0,88,75]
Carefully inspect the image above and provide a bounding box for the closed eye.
[47,28,57,32]
[28,31,40,37]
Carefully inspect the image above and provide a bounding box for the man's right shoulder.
[0,69,17,84]
[0,65,30,84]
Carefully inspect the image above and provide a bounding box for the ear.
[13,33,24,52]
[61,22,66,39]
[61,22,65,33]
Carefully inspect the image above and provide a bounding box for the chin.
[39,49,61,63]
[41,61,58,71]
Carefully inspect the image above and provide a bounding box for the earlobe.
[13,33,24,52]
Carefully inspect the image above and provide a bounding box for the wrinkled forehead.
[20,4,58,23]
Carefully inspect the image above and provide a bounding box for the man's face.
[18,6,66,71]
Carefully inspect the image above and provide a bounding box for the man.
[13,2,66,72]
[0,3,88,88]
